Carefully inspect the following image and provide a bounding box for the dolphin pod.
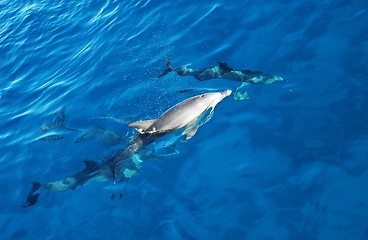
[23,90,232,207]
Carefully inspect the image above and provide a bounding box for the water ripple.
[190,3,221,28]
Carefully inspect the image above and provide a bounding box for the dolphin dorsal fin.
[218,62,234,72]
[128,119,156,132]
[83,160,99,171]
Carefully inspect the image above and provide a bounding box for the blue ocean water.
[1,0,368,239]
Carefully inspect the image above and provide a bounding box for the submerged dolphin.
[128,90,232,140]
[157,59,285,84]
[24,90,231,206]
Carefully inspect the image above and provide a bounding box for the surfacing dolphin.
[128,90,231,140]
[23,90,231,207]
[157,59,285,84]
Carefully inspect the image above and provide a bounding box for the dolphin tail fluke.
[23,182,42,208]
[157,59,173,78]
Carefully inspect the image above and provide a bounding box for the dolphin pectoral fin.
[128,119,156,132]
[184,126,199,140]
[182,124,199,140]
[181,107,215,140]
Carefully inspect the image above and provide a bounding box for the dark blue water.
[1,0,368,239]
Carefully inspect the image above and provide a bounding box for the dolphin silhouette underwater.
[38,106,127,146]
[158,59,285,85]
[23,90,232,207]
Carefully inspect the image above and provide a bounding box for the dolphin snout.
[221,89,232,98]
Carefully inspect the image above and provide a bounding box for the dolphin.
[128,90,232,140]
[24,90,231,206]
[157,59,285,84]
